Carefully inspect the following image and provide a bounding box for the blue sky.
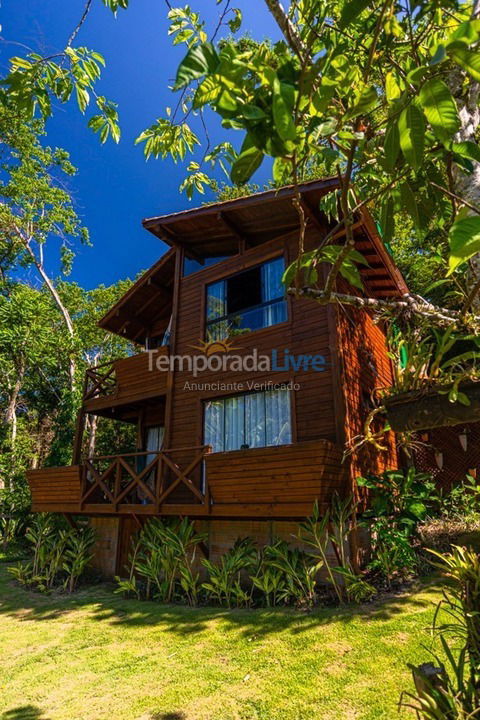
[1,1,279,289]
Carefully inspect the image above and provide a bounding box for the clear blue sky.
[1,1,279,289]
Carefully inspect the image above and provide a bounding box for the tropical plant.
[298,497,376,604]
[62,526,95,593]
[439,474,480,521]
[401,545,480,718]
[123,517,206,605]
[358,468,437,582]
[7,514,95,593]
[259,540,318,609]
[201,537,257,608]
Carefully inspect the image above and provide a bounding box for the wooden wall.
[335,282,398,487]
[169,228,339,475]
[206,439,346,512]
[28,466,81,513]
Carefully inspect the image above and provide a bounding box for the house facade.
[27,179,405,576]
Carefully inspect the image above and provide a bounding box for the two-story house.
[27,178,405,576]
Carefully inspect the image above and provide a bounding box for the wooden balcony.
[82,349,169,413]
[27,440,346,519]
[29,446,210,516]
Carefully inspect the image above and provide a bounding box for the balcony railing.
[84,361,117,401]
[80,446,211,511]
[81,348,170,409]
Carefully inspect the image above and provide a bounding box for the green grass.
[0,562,441,720]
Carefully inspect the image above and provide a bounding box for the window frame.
[204,254,289,340]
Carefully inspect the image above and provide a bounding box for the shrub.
[358,468,437,583]
[8,514,95,593]
[401,546,480,717]
[117,517,206,605]
[438,474,480,522]
[201,537,257,608]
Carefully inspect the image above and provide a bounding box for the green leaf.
[273,79,296,142]
[174,42,219,90]
[384,122,399,171]
[419,78,459,142]
[450,47,480,82]
[451,141,480,163]
[385,72,401,102]
[193,75,222,109]
[230,146,263,185]
[448,216,480,274]
[400,181,420,227]
[339,0,370,28]
[380,197,394,242]
[398,104,425,171]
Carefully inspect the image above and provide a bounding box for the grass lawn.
[0,560,441,720]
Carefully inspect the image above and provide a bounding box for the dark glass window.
[205,257,287,340]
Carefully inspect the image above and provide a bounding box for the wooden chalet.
[27,178,406,576]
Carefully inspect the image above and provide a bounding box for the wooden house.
[27,178,406,576]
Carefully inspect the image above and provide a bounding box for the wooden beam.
[217,211,249,252]
[300,197,325,234]
[158,224,204,264]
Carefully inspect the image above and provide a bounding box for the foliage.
[402,545,480,717]
[438,474,480,522]
[201,537,257,608]
[118,517,207,605]
[358,468,438,582]
[8,514,95,593]
[299,496,376,604]
[253,540,318,609]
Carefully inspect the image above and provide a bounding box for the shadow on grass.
[1,705,50,720]
[0,563,440,640]
[151,714,186,720]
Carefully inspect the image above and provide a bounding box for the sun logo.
[191,337,238,356]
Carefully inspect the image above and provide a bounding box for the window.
[204,389,292,453]
[183,255,231,277]
[205,256,287,340]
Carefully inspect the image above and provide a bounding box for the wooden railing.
[84,360,117,401]
[80,446,211,511]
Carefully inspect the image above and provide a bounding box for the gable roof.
[100,178,408,342]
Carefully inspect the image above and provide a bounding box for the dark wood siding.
[335,281,398,483]
[28,466,81,512]
[169,231,337,479]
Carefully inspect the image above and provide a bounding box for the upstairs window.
[205,256,287,340]
[204,388,292,453]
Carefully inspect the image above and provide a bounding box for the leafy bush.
[438,474,480,522]
[358,468,437,583]
[201,537,256,608]
[255,540,317,609]
[116,517,206,605]
[0,478,32,553]
[299,496,376,604]
[8,514,95,593]
[401,546,480,717]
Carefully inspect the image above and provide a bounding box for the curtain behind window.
[204,389,291,453]
[266,390,291,445]
[262,257,287,327]
[204,400,225,453]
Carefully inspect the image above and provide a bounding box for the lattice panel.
[413,421,480,490]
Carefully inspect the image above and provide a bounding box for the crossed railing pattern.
[84,361,117,402]
[80,446,211,510]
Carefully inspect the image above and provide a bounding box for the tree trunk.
[22,240,76,390]
[5,365,24,450]
[86,414,98,459]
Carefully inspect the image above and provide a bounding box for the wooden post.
[163,246,183,450]
[72,410,86,465]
